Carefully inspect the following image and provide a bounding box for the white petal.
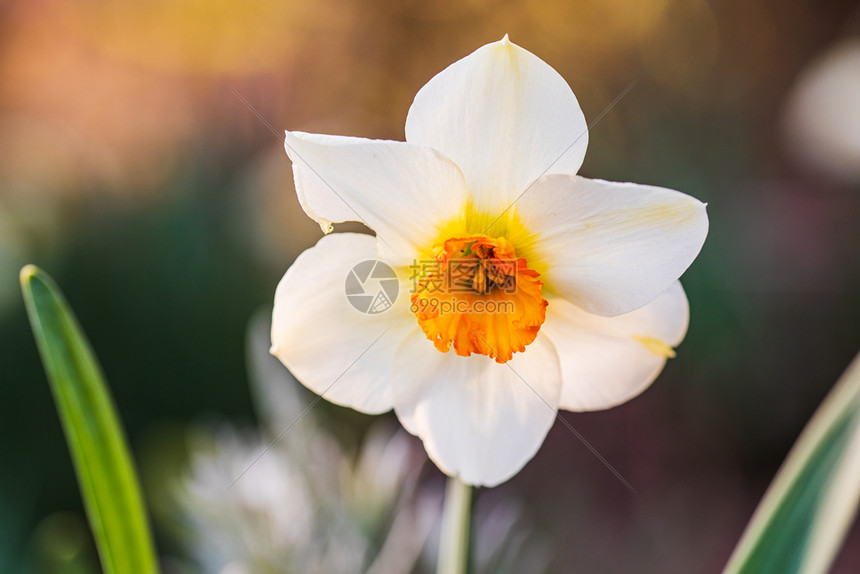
[285,132,467,266]
[271,233,415,414]
[405,36,588,219]
[391,331,561,487]
[514,174,708,316]
[541,282,689,412]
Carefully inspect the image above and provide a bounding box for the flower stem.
[438,476,472,574]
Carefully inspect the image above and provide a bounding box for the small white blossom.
[784,39,860,183]
[175,316,549,573]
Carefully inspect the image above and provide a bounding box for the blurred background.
[2,0,860,572]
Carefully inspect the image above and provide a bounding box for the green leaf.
[20,265,159,574]
[724,352,860,574]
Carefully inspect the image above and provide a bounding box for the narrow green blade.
[724,352,860,574]
[20,265,159,574]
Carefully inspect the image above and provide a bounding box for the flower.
[271,36,708,487]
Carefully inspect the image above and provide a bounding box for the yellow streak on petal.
[623,199,703,230]
[490,33,521,78]
[632,335,677,358]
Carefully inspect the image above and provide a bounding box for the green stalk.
[438,476,472,574]
[20,265,159,574]
[724,351,860,574]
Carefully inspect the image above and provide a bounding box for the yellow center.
[410,234,547,363]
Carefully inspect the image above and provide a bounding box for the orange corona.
[410,234,548,363]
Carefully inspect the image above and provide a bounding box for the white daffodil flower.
[272,36,708,487]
